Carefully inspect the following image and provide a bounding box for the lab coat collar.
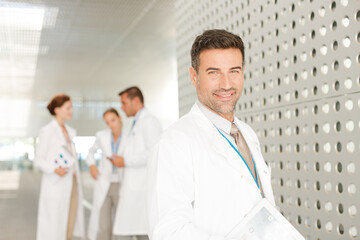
[49,119,76,156]
[233,118,274,201]
[189,103,265,191]
[130,108,148,134]
[50,119,75,143]
[196,101,232,135]
[134,107,145,121]
[98,129,125,159]
[190,104,237,164]
[98,129,113,157]
[233,119,264,171]
[190,103,258,158]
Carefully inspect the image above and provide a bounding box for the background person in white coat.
[86,108,127,240]
[147,29,276,240]
[35,94,85,240]
[112,86,162,240]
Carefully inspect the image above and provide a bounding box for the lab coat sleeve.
[124,117,162,168]
[86,135,101,166]
[34,128,56,174]
[147,133,225,240]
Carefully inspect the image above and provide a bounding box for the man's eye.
[208,71,220,76]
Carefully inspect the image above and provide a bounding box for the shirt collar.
[134,107,144,122]
[196,101,232,135]
[111,133,122,143]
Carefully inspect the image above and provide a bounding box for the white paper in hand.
[54,145,75,168]
[226,198,305,240]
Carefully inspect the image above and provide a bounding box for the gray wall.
[175,0,359,239]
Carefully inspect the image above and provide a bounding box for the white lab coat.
[147,103,275,240]
[113,108,162,235]
[35,119,85,240]
[86,129,126,240]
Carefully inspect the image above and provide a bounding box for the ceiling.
[0,0,178,137]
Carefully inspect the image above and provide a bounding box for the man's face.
[189,48,245,116]
[120,93,135,117]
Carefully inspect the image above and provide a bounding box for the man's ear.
[133,96,140,105]
[189,67,198,87]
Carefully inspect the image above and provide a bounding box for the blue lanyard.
[216,128,263,197]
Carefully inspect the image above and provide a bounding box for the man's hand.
[54,167,68,177]
[90,165,100,179]
[112,155,125,168]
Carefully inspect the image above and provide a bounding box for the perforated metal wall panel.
[175,0,359,239]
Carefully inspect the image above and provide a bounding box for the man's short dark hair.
[103,107,119,117]
[118,86,144,104]
[190,29,245,72]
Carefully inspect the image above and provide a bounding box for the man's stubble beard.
[196,78,240,115]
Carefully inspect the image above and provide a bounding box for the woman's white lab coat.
[35,119,85,240]
[147,104,275,240]
[113,108,162,236]
[86,129,126,240]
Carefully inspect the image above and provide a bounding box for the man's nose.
[218,73,231,89]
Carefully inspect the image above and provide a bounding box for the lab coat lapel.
[51,120,78,168]
[100,130,116,178]
[129,108,146,137]
[210,128,247,176]
[210,129,230,159]
[100,130,112,158]
[117,130,127,156]
[115,130,126,183]
[51,119,68,149]
[192,105,249,177]
[235,119,274,202]
[234,120,260,166]
[247,142,274,202]
[64,124,77,156]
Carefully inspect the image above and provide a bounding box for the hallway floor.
[0,171,94,240]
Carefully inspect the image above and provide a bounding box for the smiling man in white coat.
[112,86,162,240]
[86,108,126,240]
[147,29,276,240]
